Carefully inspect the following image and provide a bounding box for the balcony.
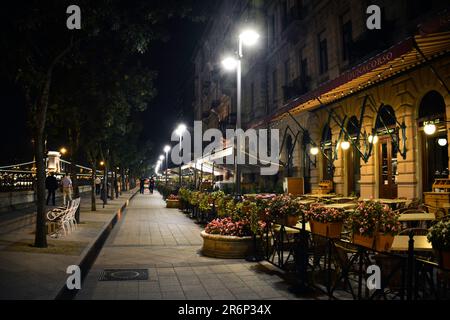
[282,5,309,44]
[282,76,311,103]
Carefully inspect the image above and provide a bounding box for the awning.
[251,30,450,128]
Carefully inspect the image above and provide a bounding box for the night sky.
[0,1,213,167]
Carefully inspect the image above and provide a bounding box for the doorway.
[378,136,398,199]
[376,105,398,199]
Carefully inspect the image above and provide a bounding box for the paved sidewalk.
[0,189,138,300]
[75,193,317,300]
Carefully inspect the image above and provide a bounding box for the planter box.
[374,234,395,252]
[166,199,180,208]
[436,250,450,270]
[201,230,254,259]
[275,216,299,227]
[353,233,375,249]
[310,221,343,239]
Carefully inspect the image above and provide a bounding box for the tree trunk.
[33,134,47,248]
[91,164,97,211]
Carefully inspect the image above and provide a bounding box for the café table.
[273,222,310,234]
[304,194,337,199]
[398,213,435,222]
[331,197,357,203]
[361,198,408,210]
[298,199,316,205]
[323,203,357,210]
[390,235,433,252]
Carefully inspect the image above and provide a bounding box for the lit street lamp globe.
[164,145,171,153]
[239,29,260,46]
[424,123,437,135]
[221,57,238,71]
[438,138,448,147]
[341,141,351,150]
[310,147,319,156]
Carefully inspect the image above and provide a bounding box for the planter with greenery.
[349,201,401,251]
[306,203,345,238]
[427,220,450,269]
[263,195,302,227]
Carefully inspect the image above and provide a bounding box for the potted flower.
[201,199,267,259]
[166,194,180,208]
[349,201,400,251]
[265,195,300,227]
[427,220,450,269]
[306,203,345,238]
[375,206,401,252]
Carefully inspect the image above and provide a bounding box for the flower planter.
[275,216,299,227]
[201,230,254,259]
[166,199,180,209]
[353,233,375,249]
[310,221,343,239]
[436,250,450,270]
[374,234,395,252]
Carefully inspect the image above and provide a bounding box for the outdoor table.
[390,235,433,252]
[361,198,408,210]
[298,199,316,205]
[304,194,337,199]
[330,197,357,203]
[273,222,310,233]
[398,213,435,222]
[323,203,357,210]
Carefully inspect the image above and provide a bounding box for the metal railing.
[262,223,450,300]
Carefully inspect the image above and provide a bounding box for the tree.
[1,0,200,247]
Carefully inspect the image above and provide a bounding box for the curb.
[54,189,139,300]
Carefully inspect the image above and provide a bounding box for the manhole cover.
[99,269,149,281]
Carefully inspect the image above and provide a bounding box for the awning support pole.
[413,40,450,94]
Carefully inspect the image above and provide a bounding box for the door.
[379,136,398,199]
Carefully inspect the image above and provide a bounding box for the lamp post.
[222,29,260,197]
[164,145,171,186]
[175,124,186,188]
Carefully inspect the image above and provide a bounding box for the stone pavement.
[75,193,321,300]
[0,188,138,299]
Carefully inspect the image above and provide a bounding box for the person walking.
[61,173,73,206]
[95,176,102,195]
[140,177,145,194]
[149,177,155,194]
[45,172,58,206]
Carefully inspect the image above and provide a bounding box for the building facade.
[192,0,450,199]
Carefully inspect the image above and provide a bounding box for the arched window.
[346,116,361,196]
[321,125,333,180]
[376,105,396,131]
[418,90,448,193]
[286,135,293,177]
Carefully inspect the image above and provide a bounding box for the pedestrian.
[95,176,102,195]
[149,176,155,194]
[45,172,58,206]
[140,177,145,194]
[61,173,73,206]
[114,177,119,198]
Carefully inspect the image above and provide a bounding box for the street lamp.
[341,140,351,151]
[221,28,260,197]
[175,124,186,187]
[424,121,437,135]
[164,145,171,185]
[59,147,67,156]
[309,147,319,156]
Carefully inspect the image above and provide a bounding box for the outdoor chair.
[48,197,80,238]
